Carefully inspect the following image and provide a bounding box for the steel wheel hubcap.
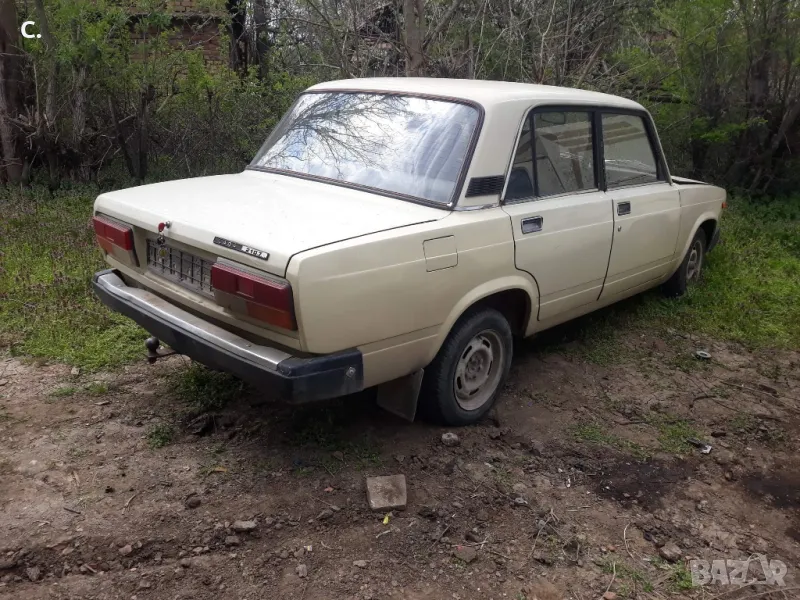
[454,330,504,411]
[686,240,703,281]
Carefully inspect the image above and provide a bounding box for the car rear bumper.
[92,269,363,402]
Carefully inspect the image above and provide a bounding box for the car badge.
[213,236,270,261]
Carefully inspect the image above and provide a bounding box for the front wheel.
[420,308,513,426]
[663,229,706,297]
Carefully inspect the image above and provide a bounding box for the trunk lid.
[95,171,447,276]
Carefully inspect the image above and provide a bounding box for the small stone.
[441,432,460,447]
[488,429,502,440]
[513,497,528,506]
[25,566,41,582]
[714,450,735,466]
[316,509,334,521]
[452,546,478,563]
[512,482,528,495]
[279,550,289,559]
[365,475,407,511]
[332,451,344,462]
[179,558,191,568]
[476,509,489,522]
[224,536,241,547]
[294,548,305,559]
[659,542,682,563]
[231,520,257,533]
[70,367,81,376]
[296,564,308,578]
[603,592,618,600]
[184,495,201,509]
[395,455,405,463]
[119,544,133,556]
[137,579,152,590]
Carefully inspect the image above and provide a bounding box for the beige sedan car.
[92,78,725,425]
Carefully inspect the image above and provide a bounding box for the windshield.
[249,92,480,205]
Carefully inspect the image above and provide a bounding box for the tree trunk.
[227,0,247,74]
[0,0,24,183]
[252,0,271,78]
[404,0,423,75]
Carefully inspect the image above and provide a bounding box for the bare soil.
[1,328,799,599]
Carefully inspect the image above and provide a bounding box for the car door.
[501,109,614,322]
[599,112,681,299]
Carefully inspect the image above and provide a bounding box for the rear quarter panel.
[288,208,536,387]
[673,184,726,273]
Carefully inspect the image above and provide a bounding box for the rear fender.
[423,275,538,364]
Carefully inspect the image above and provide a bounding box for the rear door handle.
[521,216,543,234]
[617,201,631,216]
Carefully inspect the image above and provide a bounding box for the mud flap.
[376,369,424,422]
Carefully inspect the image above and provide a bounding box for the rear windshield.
[249,92,480,205]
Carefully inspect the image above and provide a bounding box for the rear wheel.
[663,229,706,297]
[420,308,513,426]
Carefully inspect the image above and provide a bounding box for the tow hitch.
[145,336,177,364]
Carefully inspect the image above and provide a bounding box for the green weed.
[85,382,109,395]
[572,423,649,458]
[169,363,245,411]
[0,186,143,369]
[50,386,77,397]
[147,423,175,449]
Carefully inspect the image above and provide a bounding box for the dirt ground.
[1,327,799,600]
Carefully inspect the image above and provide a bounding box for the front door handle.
[617,201,631,216]
[521,216,543,234]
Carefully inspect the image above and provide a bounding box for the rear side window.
[533,112,596,197]
[601,114,659,187]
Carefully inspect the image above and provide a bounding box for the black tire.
[420,308,513,426]
[663,228,707,297]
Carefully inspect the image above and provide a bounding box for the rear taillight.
[93,215,137,265]
[211,263,296,330]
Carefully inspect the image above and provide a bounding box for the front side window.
[504,110,596,200]
[249,92,480,205]
[602,113,659,187]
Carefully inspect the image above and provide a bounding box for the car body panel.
[93,79,724,400]
[600,182,682,299]
[94,170,447,278]
[502,190,614,321]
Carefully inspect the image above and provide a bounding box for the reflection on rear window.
[249,92,480,204]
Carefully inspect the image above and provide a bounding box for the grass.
[169,363,246,411]
[572,422,649,458]
[50,386,77,398]
[2,186,798,373]
[85,381,109,395]
[147,423,175,448]
[600,560,654,594]
[0,185,143,370]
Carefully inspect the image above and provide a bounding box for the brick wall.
[129,0,226,65]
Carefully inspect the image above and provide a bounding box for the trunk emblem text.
[213,236,270,261]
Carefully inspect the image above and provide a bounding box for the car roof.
[307,78,645,111]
